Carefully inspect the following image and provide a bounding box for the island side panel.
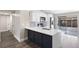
[53,32,61,48]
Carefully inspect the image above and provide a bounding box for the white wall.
[20,10,31,41]
[11,11,30,42]
[20,10,31,27]
[11,14,21,42]
[0,32,1,42]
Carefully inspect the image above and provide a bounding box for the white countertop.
[25,26,60,36]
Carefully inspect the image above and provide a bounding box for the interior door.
[0,15,10,32]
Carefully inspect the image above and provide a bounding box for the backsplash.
[30,11,54,29]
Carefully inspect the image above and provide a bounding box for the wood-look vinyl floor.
[0,31,40,48]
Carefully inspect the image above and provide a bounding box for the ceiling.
[0,10,78,14]
[42,10,79,14]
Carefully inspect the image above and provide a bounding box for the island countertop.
[25,26,60,36]
[25,26,61,48]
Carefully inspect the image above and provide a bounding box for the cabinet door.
[28,30,34,42]
[34,32,42,47]
[42,34,52,48]
[33,31,37,43]
[28,30,38,43]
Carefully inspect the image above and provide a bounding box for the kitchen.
[25,10,61,48]
[0,10,61,48]
[0,10,79,48]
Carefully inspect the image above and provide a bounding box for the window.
[58,16,77,27]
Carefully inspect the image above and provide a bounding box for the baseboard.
[25,37,28,40]
[13,35,21,42]
[20,37,28,42]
